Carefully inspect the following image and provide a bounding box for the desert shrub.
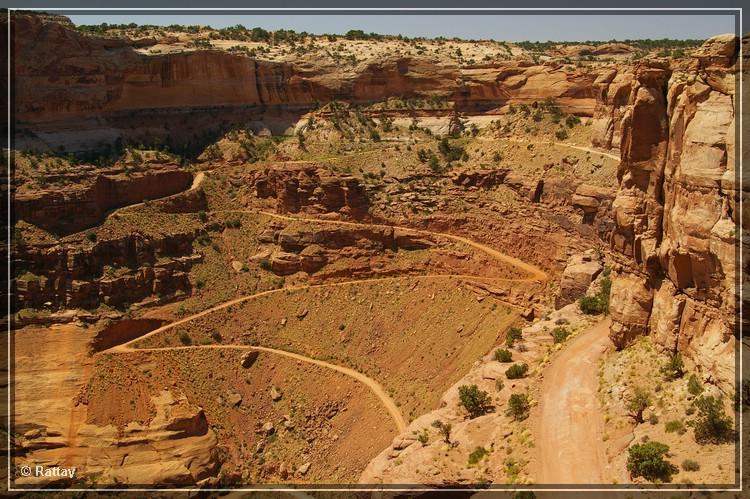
[505,363,529,379]
[693,395,734,444]
[494,348,513,362]
[458,384,492,418]
[626,387,651,424]
[664,420,686,435]
[565,114,581,128]
[492,151,503,162]
[210,330,222,342]
[681,459,700,472]
[198,210,208,222]
[551,327,570,344]
[417,429,429,446]
[555,129,569,140]
[626,441,676,482]
[495,379,505,391]
[687,374,703,396]
[259,258,271,271]
[506,327,523,347]
[431,420,452,443]
[579,274,611,314]
[660,353,685,381]
[468,446,490,465]
[196,279,205,289]
[85,231,97,242]
[370,129,381,142]
[506,393,531,421]
[648,414,659,425]
[196,233,211,246]
[178,331,192,346]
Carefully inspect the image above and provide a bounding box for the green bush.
[198,210,208,222]
[431,420,452,443]
[507,393,530,421]
[554,129,569,140]
[495,379,505,391]
[85,231,97,242]
[681,459,700,472]
[458,384,492,419]
[626,441,676,482]
[505,363,529,379]
[551,327,570,344]
[506,327,523,347]
[693,395,734,444]
[687,374,703,396]
[579,273,611,315]
[664,420,686,435]
[259,258,271,271]
[178,331,192,346]
[626,387,651,424]
[494,348,513,362]
[468,446,490,465]
[660,353,685,381]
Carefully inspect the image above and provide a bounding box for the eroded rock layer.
[606,34,743,391]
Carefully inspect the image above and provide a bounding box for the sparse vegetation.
[626,441,676,482]
[693,395,734,444]
[506,327,523,347]
[660,353,685,381]
[431,420,452,444]
[494,348,513,362]
[505,363,529,379]
[506,393,531,421]
[626,387,650,424]
[458,384,493,418]
[468,446,490,465]
[551,326,570,344]
[579,272,611,315]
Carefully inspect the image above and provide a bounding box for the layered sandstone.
[15,229,202,311]
[606,34,742,391]
[14,164,194,233]
[13,14,601,153]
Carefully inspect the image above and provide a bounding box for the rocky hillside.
[605,34,743,392]
[14,13,604,154]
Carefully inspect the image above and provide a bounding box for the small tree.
[494,348,513,363]
[458,384,492,418]
[506,393,530,421]
[626,441,676,482]
[431,419,452,444]
[626,387,650,424]
[506,327,522,348]
[693,395,734,444]
[551,327,570,344]
[505,363,529,380]
[660,353,685,381]
[687,374,703,396]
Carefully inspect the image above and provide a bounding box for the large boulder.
[555,250,603,309]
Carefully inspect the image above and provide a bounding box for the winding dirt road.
[537,317,612,484]
[101,211,548,434]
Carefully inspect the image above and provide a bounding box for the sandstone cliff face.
[606,34,742,391]
[14,14,599,153]
[14,164,194,233]
[15,229,202,311]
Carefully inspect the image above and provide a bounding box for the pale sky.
[60,13,737,42]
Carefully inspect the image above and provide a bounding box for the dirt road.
[103,211,548,436]
[537,317,612,484]
[114,343,407,433]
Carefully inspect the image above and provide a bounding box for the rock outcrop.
[15,163,194,234]
[15,229,202,311]
[13,14,603,154]
[251,163,370,218]
[606,34,742,392]
[555,249,604,309]
[15,391,223,486]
